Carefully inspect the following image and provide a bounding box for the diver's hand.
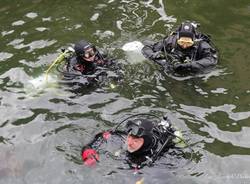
[183,58,192,63]
[82,149,99,166]
[150,51,163,60]
[173,63,192,71]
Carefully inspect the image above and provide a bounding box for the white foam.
[90,13,99,21]
[122,41,146,63]
[25,74,71,98]
[121,41,144,52]
[26,12,38,19]
[28,74,57,89]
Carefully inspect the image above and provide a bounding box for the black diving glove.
[173,63,192,71]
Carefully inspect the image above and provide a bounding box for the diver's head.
[126,119,154,153]
[177,21,196,49]
[74,40,96,62]
[126,135,144,153]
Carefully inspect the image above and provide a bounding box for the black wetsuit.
[61,50,124,88]
[141,33,218,75]
[64,52,109,75]
[81,125,176,169]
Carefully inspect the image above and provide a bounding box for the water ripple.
[12,20,25,26]
[0,1,249,183]
[0,52,13,62]
[1,30,14,36]
[11,39,57,52]
[25,12,38,19]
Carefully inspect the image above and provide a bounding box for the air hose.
[45,48,74,82]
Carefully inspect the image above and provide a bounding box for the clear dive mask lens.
[84,49,96,58]
[79,47,96,58]
[127,123,144,137]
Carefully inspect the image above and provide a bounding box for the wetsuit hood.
[177,22,196,40]
[126,119,156,156]
[74,40,93,57]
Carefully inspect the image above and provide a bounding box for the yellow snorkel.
[45,47,74,82]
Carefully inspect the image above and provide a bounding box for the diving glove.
[82,149,99,166]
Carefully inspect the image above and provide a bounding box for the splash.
[122,41,146,63]
[122,41,144,52]
[25,74,59,95]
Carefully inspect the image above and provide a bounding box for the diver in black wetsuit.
[57,39,123,88]
[63,40,111,75]
[141,21,218,75]
[81,116,185,169]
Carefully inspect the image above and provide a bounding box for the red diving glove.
[82,149,99,166]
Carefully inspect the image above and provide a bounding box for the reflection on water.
[0,150,22,178]
[0,0,250,184]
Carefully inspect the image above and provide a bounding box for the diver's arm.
[190,41,218,70]
[141,40,164,60]
[95,49,108,66]
[174,41,218,72]
[81,132,106,166]
[81,131,112,155]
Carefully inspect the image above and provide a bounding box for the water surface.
[0,0,250,183]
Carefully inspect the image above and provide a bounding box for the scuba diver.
[63,40,111,76]
[141,21,218,75]
[45,39,122,88]
[81,115,190,169]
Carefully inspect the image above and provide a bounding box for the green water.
[0,0,250,183]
